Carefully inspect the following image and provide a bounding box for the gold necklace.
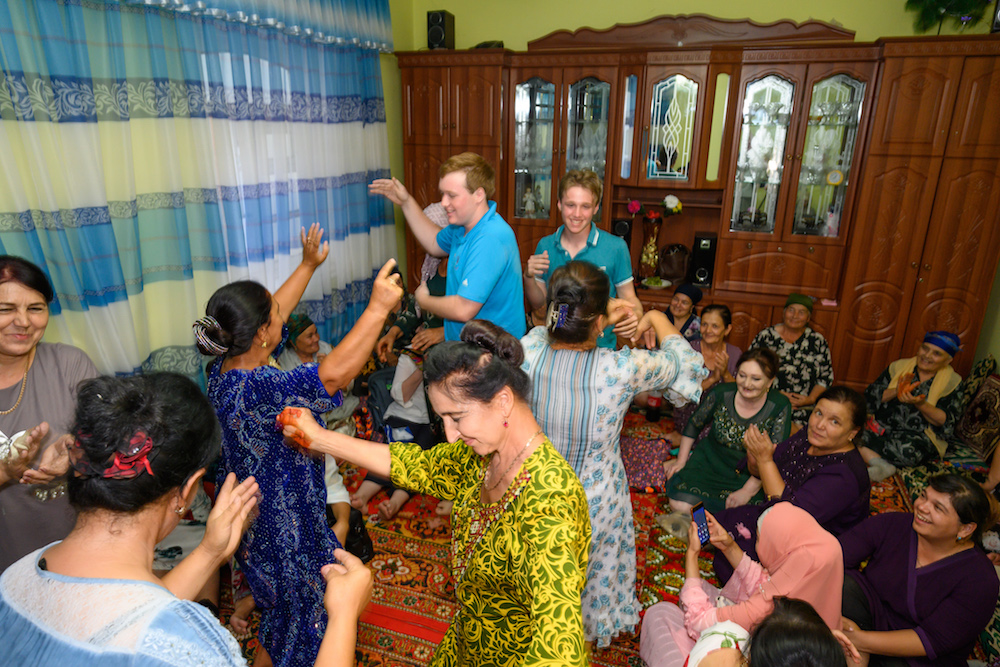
[0,354,30,416]
[485,429,544,492]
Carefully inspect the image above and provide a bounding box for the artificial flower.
[663,194,683,215]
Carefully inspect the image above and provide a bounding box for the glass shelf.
[513,76,556,219]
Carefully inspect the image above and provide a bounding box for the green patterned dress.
[666,384,792,513]
[390,438,591,666]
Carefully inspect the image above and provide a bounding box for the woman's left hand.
[2,423,47,485]
[725,487,755,508]
[200,473,260,562]
[686,520,703,555]
[832,628,863,664]
[301,223,330,268]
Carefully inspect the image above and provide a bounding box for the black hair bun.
[460,320,524,367]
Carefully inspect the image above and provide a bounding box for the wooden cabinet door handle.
[746,242,753,249]
[808,246,815,253]
[923,263,931,271]
[911,261,918,268]
[777,246,783,252]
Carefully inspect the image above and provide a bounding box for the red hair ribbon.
[102,432,155,480]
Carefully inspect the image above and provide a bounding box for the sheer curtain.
[0,0,395,384]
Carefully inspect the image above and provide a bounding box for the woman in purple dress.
[712,386,869,582]
[193,225,403,667]
[839,473,999,667]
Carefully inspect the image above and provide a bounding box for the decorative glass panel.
[565,77,610,221]
[790,74,866,237]
[619,74,638,180]
[513,76,556,219]
[730,75,796,234]
[646,74,699,181]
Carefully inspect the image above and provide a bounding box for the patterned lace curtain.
[0,0,395,385]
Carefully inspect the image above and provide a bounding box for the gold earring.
[261,340,268,348]
[175,506,186,516]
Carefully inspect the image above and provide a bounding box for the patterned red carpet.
[218,407,998,666]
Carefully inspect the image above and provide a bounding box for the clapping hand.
[21,431,73,485]
[2,423,46,486]
[200,473,260,562]
[743,424,776,464]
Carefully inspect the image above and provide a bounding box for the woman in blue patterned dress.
[520,260,707,648]
[192,225,403,667]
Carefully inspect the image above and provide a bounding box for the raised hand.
[370,259,405,315]
[368,178,412,207]
[200,473,260,562]
[301,223,330,268]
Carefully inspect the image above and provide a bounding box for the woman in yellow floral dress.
[278,319,591,666]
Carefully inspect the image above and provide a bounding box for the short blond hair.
[558,170,602,204]
[439,152,496,199]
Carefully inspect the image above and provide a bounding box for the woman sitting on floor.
[0,373,259,665]
[278,320,592,665]
[839,472,999,667]
[750,293,834,427]
[859,331,964,481]
[520,260,706,648]
[639,503,843,667]
[665,347,792,514]
[711,385,869,582]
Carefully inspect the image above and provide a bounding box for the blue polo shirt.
[436,202,526,341]
[533,224,634,348]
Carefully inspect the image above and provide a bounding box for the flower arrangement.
[663,194,682,216]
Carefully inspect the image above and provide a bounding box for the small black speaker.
[688,233,717,287]
[992,0,1000,33]
[611,219,632,248]
[427,10,455,50]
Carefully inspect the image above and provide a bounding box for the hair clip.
[556,303,568,328]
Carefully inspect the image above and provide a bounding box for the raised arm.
[369,178,446,257]
[316,259,403,393]
[272,224,330,320]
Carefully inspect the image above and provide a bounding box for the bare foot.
[230,594,256,638]
[377,490,410,521]
[435,500,453,516]
[349,494,367,512]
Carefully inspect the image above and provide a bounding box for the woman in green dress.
[278,319,591,666]
[665,347,792,514]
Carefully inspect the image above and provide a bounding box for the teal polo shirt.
[533,224,634,348]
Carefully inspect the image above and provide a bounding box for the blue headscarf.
[923,331,960,357]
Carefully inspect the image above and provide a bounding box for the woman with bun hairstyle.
[192,224,403,667]
[0,373,259,665]
[519,260,707,648]
[278,319,592,666]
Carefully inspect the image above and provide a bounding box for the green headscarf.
[784,293,813,313]
[286,313,314,346]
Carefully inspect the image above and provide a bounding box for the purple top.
[839,512,999,666]
[713,430,869,575]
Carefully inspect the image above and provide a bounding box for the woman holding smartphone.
[639,503,843,666]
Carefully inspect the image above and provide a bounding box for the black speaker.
[427,10,455,50]
[611,219,632,248]
[992,0,1000,33]
[688,233,717,287]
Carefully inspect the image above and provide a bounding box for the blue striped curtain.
[0,0,395,384]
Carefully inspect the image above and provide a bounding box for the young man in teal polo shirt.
[524,170,642,347]
[369,152,525,340]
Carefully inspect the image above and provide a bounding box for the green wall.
[382,0,1000,361]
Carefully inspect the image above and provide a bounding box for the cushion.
[957,372,1000,462]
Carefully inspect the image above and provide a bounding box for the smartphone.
[691,502,710,545]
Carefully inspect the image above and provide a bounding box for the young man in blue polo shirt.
[369,152,525,340]
[524,170,642,347]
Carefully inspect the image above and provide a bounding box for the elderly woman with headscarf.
[278,314,333,369]
[666,283,703,341]
[750,292,834,426]
[859,331,964,481]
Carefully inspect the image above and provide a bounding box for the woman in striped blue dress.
[521,260,707,648]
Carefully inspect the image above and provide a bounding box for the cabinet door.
[833,155,942,388]
[726,64,806,236]
[868,56,964,157]
[450,65,503,147]
[562,66,617,224]
[510,70,561,227]
[637,65,708,189]
[783,62,875,244]
[946,56,1000,159]
[714,239,842,299]
[402,67,448,145]
[724,299,774,352]
[614,66,645,187]
[901,158,1000,376]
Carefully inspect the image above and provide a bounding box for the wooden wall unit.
[396,20,1000,388]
